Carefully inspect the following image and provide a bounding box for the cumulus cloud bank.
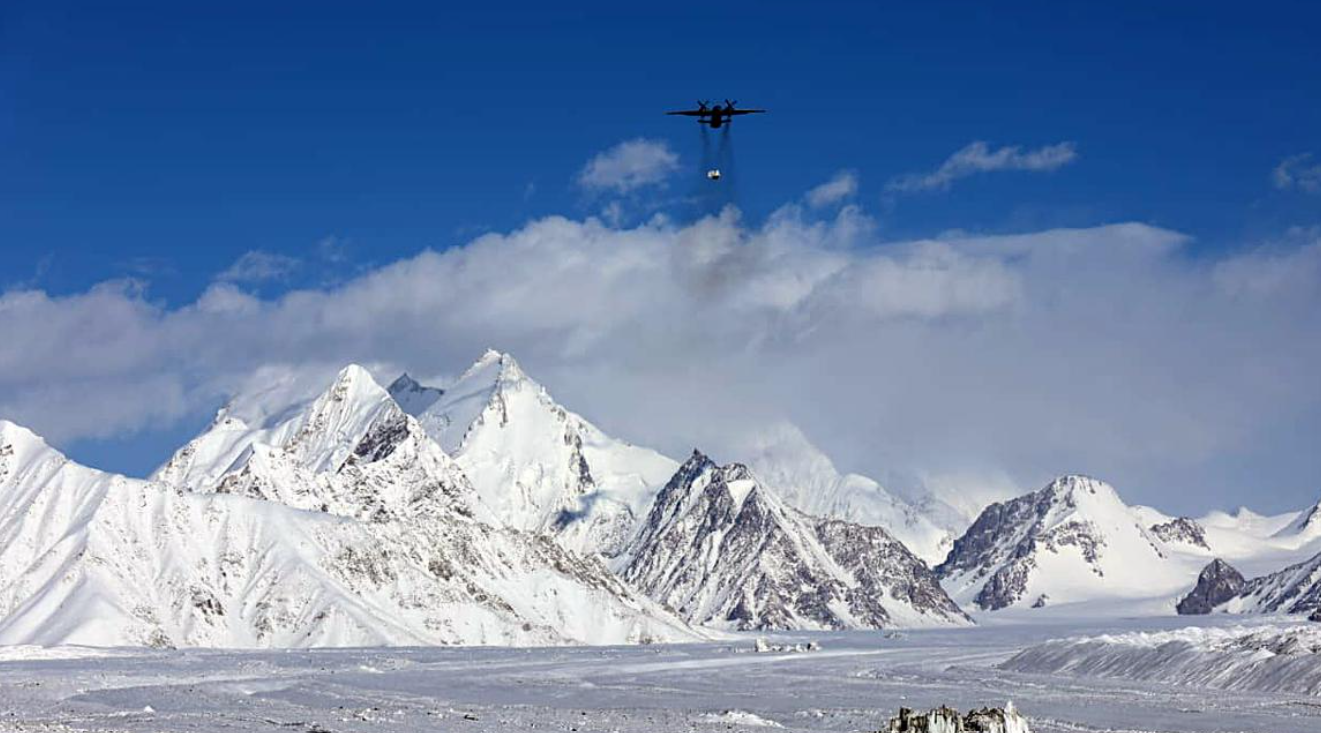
[888,141,1078,193]
[576,138,680,194]
[1,204,1319,514]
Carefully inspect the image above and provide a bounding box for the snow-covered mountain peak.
[937,474,1187,612]
[391,353,678,557]
[459,348,528,390]
[0,417,703,648]
[1276,498,1321,541]
[622,452,970,630]
[1038,474,1124,511]
[153,364,400,493]
[0,419,44,456]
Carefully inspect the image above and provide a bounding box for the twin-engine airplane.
[666,100,766,128]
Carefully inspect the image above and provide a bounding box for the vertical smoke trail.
[716,124,736,206]
[700,125,713,171]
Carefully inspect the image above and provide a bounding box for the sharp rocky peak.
[1039,474,1120,504]
[387,372,445,415]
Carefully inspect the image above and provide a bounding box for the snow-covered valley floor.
[1,617,1318,733]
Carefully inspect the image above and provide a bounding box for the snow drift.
[999,623,1321,696]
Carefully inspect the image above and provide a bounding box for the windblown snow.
[1000,622,1321,697]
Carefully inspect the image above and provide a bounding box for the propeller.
[725,99,737,109]
[698,100,710,110]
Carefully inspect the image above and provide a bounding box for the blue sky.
[1,1,1319,514]
[4,1,1317,301]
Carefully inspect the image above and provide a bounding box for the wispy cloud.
[576,139,679,194]
[1272,153,1321,193]
[217,250,301,283]
[887,141,1078,193]
[806,171,858,208]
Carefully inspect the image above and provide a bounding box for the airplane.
[666,99,765,128]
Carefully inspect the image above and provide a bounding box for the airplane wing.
[666,110,707,116]
[727,109,766,115]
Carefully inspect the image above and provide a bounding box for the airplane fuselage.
[703,108,730,128]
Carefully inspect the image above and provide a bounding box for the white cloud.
[0,207,1318,515]
[806,171,858,208]
[887,141,1078,193]
[217,250,300,283]
[1214,227,1321,298]
[576,139,679,194]
[1272,153,1321,193]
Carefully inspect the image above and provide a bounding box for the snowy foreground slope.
[1000,622,1321,696]
[2,618,1319,733]
[620,452,969,630]
[0,369,701,647]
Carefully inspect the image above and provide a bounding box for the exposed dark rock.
[1150,516,1210,549]
[1177,559,1246,614]
[885,703,1031,732]
[936,475,1168,612]
[1235,550,1321,616]
[622,451,970,630]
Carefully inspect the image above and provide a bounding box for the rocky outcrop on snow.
[1176,559,1246,614]
[1218,550,1321,617]
[1150,516,1210,550]
[394,351,678,557]
[620,451,970,630]
[885,703,1030,733]
[936,475,1189,611]
[0,368,703,648]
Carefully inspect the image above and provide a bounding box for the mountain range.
[0,349,1317,647]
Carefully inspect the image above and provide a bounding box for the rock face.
[886,703,1031,733]
[1150,517,1210,550]
[395,351,678,557]
[936,475,1185,611]
[1177,548,1321,618]
[386,373,444,415]
[1220,550,1321,617]
[0,368,702,648]
[1176,559,1246,614]
[620,451,970,630]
